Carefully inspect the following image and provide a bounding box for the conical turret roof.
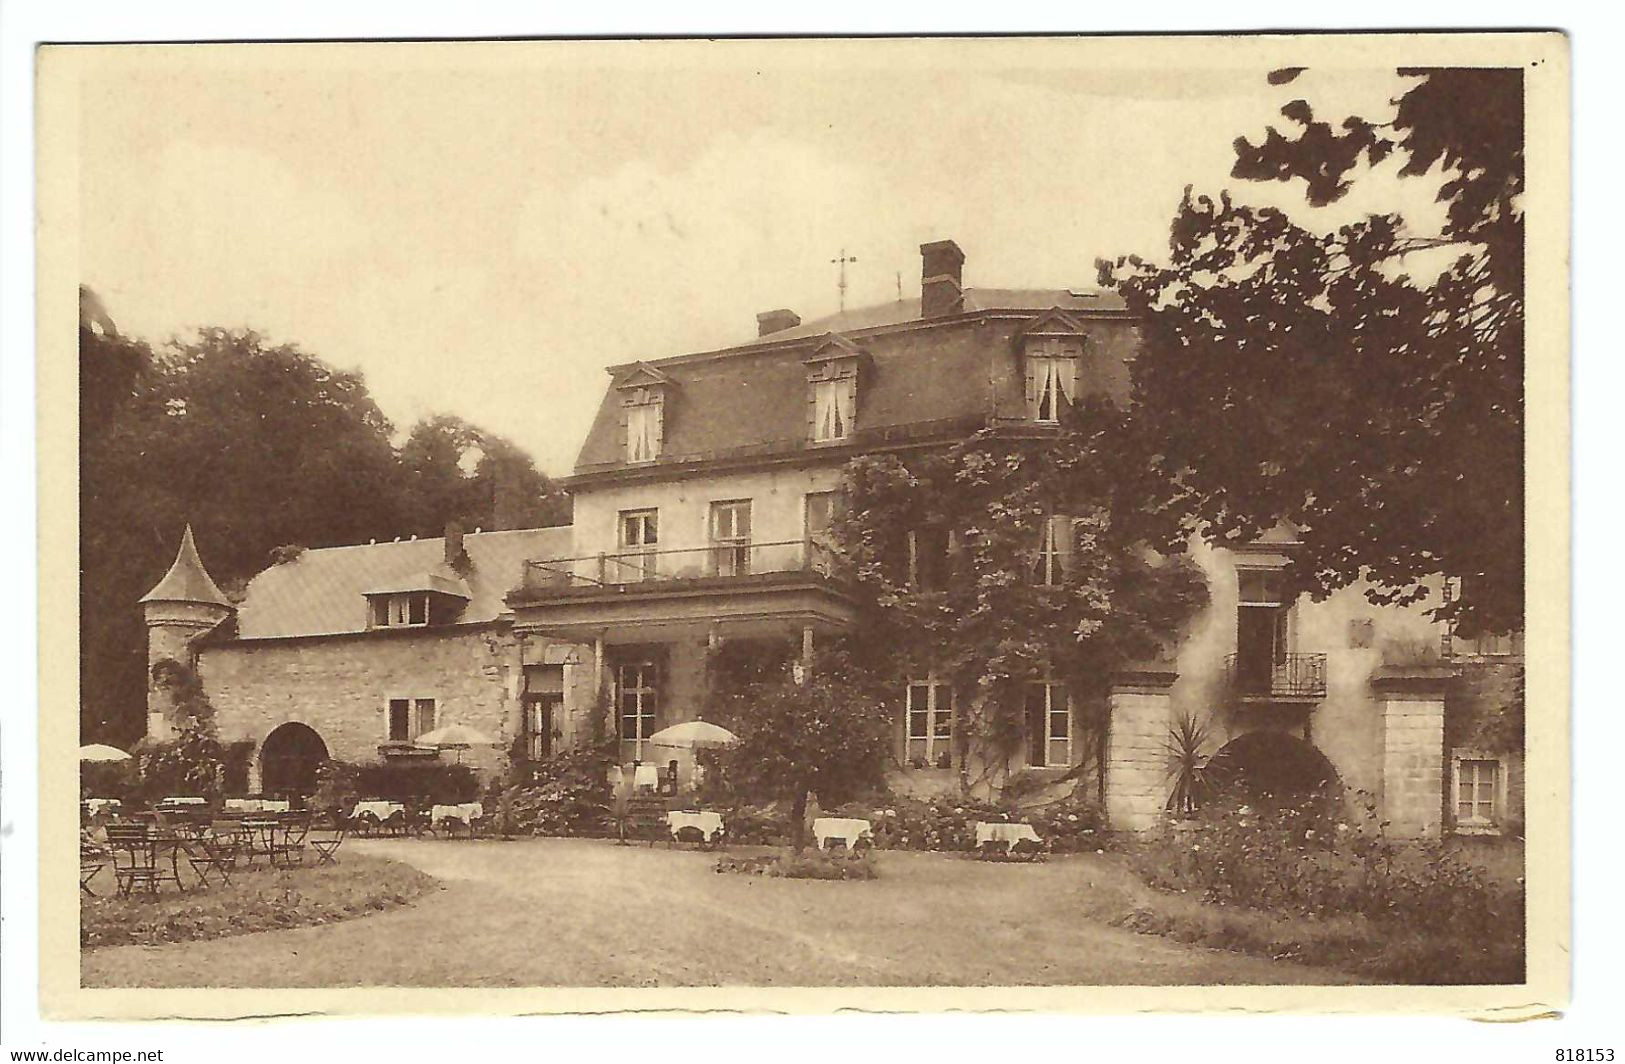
[140,525,232,608]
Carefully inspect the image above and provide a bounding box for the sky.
[72,41,1442,476]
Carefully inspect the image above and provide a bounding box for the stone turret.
[140,525,233,739]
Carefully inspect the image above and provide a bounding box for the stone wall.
[1374,671,1450,838]
[1104,671,1176,832]
[198,624,521,785]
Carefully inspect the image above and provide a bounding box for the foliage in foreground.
[1123,793,1524,983]
[81,854,438,949]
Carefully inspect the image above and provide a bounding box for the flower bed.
[834,792,1107,853]
[713,850,878,881]
[81,854,438,949]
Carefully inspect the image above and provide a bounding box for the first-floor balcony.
[506,539,856,643]
[1225,652,1328,703]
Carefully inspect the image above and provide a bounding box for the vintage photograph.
[40,34,1566,1012]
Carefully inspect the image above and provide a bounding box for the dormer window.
[812,376,855,442]
[627,397,662,463]
[372,592,429,628]
[614,365,675,465]
[804,334,866,445]
[1020,310,1088,423]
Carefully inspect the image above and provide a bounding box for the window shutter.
[907,530,919,588]
[616,398,630,462]
[844,372,858,432]
[652,398,664,458]
[1024,358,1038,418]
[1061,358,1078,404]
[806,375,819,442]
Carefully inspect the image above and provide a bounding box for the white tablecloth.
[665,810,724,842]
[811,817,873,850]
[350,800,404,821]
[431,802,484,826]
[974,822,1044,852]
[225,798,290,814]
[81,798,121,816]
[633,764,660,791]
[159,796,208,805]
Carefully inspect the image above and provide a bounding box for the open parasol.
[645,721,739,749]
[78,743,132,763]
[414,723,497,764]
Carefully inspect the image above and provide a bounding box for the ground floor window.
[1025,681,1071,767]
[387,697,436,742]
[1454,754,1503,831]
[905,680,954,768]
[618,663,658,759]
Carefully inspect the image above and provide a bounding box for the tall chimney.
[756,309,801,337]
[444,520,466,566]
[920,239,965,318]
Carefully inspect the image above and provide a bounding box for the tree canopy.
[79,310,566,746]
[1102,68,1523,635]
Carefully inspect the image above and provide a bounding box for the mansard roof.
[140,525,232,608]
[572,288,1138,478]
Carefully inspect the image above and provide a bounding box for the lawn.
[81,853,439,949]
[82,837,1359,987]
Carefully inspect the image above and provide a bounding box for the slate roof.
[229,527,570,640]
[572,288,1136,475]
[140,525,232,608]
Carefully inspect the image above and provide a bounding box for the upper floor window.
[1031,515,1071,585]
[617,509,659,582]
[1022,332,1083,422]
[372,592,429,628]
[710,499,753,576]
[908,527,952,589]
[812,376,856,442]
[626,401,661,463]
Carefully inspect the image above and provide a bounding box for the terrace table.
[430,803,484,834]
[224,798,290,814]
[82,798,121,817]
[811,817,873,852]
[158,796,208,806]
[974,821,1044,854]
[665,810,725,844]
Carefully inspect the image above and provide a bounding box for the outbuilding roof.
[140,525,233,608]
[228,527,570,640]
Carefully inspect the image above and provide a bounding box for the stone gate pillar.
[1371,664,1455,839]
[1105,662,1178,834]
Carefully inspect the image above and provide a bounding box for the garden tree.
[77,318,566,745]
[710,655,892,852]
[1101,68,1523,635]
[831,405,1209,798]
[397,414,569,538]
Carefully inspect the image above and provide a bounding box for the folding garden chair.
[309,814,347,865]
[79,837,108,896]
[105,822,183,897]
[271,813,311,867]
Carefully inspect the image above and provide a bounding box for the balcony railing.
[520,538,840,593]
[1225,652,1328,701]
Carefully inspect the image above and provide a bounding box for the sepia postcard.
[36,31,1569,1019]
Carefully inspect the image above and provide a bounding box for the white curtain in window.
[814,378,853,441]
[627,404,659,462]
[1031,357,1076,421]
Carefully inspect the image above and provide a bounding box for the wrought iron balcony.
[1225,652,1328,702]
[517,538,840,596]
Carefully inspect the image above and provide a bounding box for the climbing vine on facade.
[828,403,1208,797]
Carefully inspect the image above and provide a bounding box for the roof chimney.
[444,521,467,567]
[756,309,801,337]
[920,239,965,318]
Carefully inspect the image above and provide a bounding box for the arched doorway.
[259,722,328,799]
[1203,730,1340,806]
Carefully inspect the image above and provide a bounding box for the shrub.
[352,761,479,805]
[490,741,614,837]
[842,791,1107,853]
[770,850,878,881]
[127,724,224,808]
[80,760,133,801]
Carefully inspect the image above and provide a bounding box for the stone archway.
[1203,729,1340,805]
[259,722,329,799]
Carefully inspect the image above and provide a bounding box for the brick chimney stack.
[920,239,965,318]
[756,309,801,337]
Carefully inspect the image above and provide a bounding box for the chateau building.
[139,239,1523,838]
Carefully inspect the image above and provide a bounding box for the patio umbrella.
[645,721,739,749]
[414,723,497,764]
[78,744,131,763]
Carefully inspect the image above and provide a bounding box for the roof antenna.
[830,248,857,312]
[895,270,902,304]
